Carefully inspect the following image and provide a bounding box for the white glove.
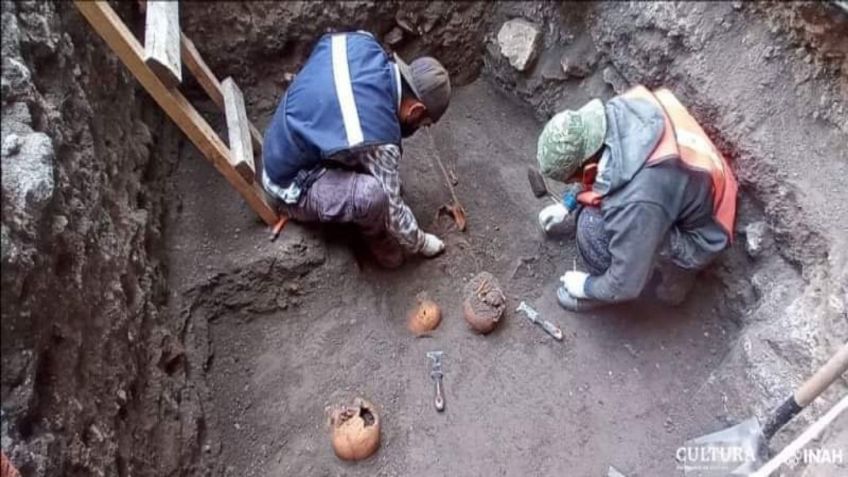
[420,233,445,257]
[538,203,569,233]
[560,271,589,299]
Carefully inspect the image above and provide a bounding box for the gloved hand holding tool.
[560,271,589,299]
[420,233,445,257]
[529,166,579,235]
[557,265,605,312]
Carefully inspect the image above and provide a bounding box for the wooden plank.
[138,0,261,149]
[179,34,223,106]
[221,77,255,184]
[180,34,264,152]
[75,0,278,225]
[143,0,182,88]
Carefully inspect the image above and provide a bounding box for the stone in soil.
[744,221,769,258]
[497,19,541,72]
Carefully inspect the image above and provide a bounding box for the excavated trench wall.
[1,2,181,476]
[1,1,846,476]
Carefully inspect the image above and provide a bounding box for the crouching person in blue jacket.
[262,31,451,268]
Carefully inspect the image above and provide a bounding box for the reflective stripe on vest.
[578,86,738,239]
[331,34,364,146]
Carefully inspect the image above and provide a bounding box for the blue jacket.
[263,31,402,188]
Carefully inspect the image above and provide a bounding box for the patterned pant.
[263,168,405,267]
[269,168,389,238]
[575,206,612,275]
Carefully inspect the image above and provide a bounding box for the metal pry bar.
[516,301,564,341]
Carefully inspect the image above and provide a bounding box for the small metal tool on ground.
[426,351,445,412]
[607,466,628,477]
[516,301,563,341]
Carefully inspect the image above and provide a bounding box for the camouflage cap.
[536,99,607,181]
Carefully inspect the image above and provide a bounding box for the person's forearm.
[362,144,425,253]
[386,198,426,252]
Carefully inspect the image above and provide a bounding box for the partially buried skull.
[463,272,506,334]
[327,398,381,461]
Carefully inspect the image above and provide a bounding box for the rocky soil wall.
[1,2,191,476]
[179,1,492,90]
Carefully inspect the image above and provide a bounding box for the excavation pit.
[168,80,743,476]
[2,2,846,476]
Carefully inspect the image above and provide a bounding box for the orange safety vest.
[577,86,738,239]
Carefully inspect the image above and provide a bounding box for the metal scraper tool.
[426,351,445,412]
[516,301,563,341]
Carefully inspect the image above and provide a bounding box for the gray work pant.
[575,206,696,305]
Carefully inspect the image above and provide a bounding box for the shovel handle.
[763,342,848,439]
[795,341,848,407]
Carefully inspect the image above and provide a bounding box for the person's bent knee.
[351,174,389,225]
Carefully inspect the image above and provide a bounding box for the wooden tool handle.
[763,342,848,439]
[541,320,564,341]
[269,215,288,242]
[795,342,848,407]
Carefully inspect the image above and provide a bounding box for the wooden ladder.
[74,0,284,229]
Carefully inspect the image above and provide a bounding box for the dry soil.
[167,80,740,476]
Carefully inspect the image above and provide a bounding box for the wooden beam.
[179,34,264,152]
[75,0,278,226]
[143,0,182,88]
[222,77,255,184]
[179,34,223,106]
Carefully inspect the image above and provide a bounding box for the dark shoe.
[367,233,404,269]
[557,286,606,312]
[651,263,696,306]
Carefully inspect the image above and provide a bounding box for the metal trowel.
[682,342,848,476]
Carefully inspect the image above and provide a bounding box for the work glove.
[560,270,589,299]
[420,233,446,258]
[556,286,605,312]
[538,203,569,234]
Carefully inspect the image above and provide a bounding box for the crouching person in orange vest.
[536,85,738,312]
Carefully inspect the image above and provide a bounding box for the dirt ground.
[166,80,739,476]
[3,2,846,476]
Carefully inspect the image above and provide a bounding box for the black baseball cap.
[394,53,452,123]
